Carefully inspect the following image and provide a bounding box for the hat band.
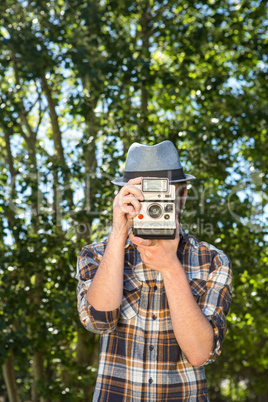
[123,168,186,181]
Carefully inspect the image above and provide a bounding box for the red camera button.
[138,214,144,219]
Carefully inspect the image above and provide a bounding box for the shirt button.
[152,315,157,320]
[150,345,154,351]
[149,378,153,384]
[154,285,158,291]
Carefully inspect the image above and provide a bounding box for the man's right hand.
[86,178,144,311]
[112,177,144,239]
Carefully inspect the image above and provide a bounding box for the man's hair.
[174,181,187,222]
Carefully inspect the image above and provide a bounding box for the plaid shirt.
[76,228,232,401]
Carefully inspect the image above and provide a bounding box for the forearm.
[163,261,214,367]
[86,231,126,311]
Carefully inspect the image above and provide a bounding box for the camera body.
[133,178,176,239]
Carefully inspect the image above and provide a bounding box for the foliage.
[0,0,267,400]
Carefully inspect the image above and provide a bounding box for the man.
[76,140,232,401]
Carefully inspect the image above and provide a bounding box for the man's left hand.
[129,221,180,274]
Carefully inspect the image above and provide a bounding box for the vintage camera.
[133,178,176,239]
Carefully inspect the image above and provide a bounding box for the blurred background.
[0,0,267,401]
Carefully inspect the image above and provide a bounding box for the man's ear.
[182,188,187,209]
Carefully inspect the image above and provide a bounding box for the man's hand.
[112,177,144,239]
[129,221,180,275]
[87,177,144,311]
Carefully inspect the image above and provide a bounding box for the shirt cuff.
[80,301,121,334]
[203,314,226,365]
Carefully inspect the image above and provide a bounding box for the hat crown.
[125,141,182,172]
[111,140,196,186]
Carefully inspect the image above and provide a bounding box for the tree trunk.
[2,353,20,402]
[138,2,151,138]
[31,350,50,402]
[41,74,66,165]
[30,270,49,402]
[76,327,99,402]
[15,110,49,402]
[41,73,74,210]
[76,327,99,367]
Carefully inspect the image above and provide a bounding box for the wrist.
[112,216,132,238]
[110,224,128,245]
[162,258,184,281]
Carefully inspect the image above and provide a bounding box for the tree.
[0,0,267,400]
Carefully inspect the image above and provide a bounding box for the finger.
[137,246,147,261]
[120,183,144,201]
[130,235,157,247]
[119,205,138,217]
[129,233,146,245]
[136,246,144,254]
[127,177,142,185]
[118,195,141,213]
[129,232,135,242]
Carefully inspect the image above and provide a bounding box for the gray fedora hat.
[111,140,196,186]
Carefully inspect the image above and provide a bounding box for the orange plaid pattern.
[76,228,232,401]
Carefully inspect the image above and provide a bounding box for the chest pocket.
[120,274,142,321]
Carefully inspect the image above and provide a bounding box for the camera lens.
[148,203,162,219]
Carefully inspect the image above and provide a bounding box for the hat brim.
[111,173,196,186]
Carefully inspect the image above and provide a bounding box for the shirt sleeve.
[76,244,121,334]
[192,251,232,365]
